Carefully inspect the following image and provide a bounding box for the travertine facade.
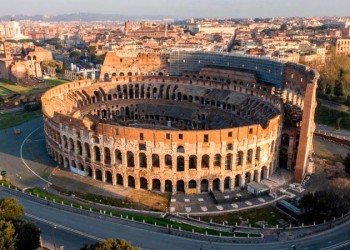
[42,52,318,194]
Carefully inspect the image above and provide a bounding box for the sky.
[1,0,350,19]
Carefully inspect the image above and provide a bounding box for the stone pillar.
[159,154,164,172]
[230,176,235,190]
[111,149,116,165]
[242,150,247,171]
[135,177,140,190]
[100,149,105,165]
[172,183,177,194]
[102,170,106,183]
[112,172,117,186]
[160,180,165,193]
[123,174,128,188]
[92,167,96,180]
[219,178,224,192]
[184,158,189,172]
[147,153,152,170]
[208,180,213,191]
[240,175,246,188]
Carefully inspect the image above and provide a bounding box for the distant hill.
[0,13,174,22]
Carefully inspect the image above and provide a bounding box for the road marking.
[25,213,104,242]
[320,239,350,249]
[20,126,52,185]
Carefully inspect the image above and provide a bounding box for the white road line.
[25,213,104,242]
[20,126,52,185]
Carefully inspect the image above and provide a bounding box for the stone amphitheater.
[42,51,318,194]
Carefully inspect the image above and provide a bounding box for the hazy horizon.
[1,0,349,19]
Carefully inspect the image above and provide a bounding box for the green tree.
[0,220,16,250]
[344,153,350,175]
[0,197,24,221]
[16,221,41,250]
[212,33,223,43]
[299,192,316,212]
[81,239,139,250]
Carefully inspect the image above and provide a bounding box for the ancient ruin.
[42,51,318,194]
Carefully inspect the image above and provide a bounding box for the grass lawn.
[0,110,42,129]
[197,206,291,227]
[0,82,32,94]
[45,78,70,87]
[315,104,350,129]
[26,187,261,238]
[0,86,14,97]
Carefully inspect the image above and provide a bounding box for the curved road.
[1,189,350,250]
[1,118,350,249]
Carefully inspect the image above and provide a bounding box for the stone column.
[219,178,224,192]
[112,172,117,186]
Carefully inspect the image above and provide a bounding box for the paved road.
[316,124,350,140]
[0,117,55,189]
[1,189,350,250]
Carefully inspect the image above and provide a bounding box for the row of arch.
[49,146,270,193]
[55,135,274,171]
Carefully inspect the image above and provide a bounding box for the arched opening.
[200,179,209,193]
[127,151,134,167]
[261,166,268,180]
[104,73,109,81]
[214,154,221,167]
[96,169,102,181]
[152,154,160,167]
[176,180,185,193]
[84,143,91,159]
[225,154,232,170]
[139,153,147,168]
[247,149,253,164]
[177,146,185,153]
[189,155,197,169]
[188,180,197,189]
[256,147,261,161]
[106,171,112,184]
[78,163,84,171]
[281,133,290,146]
[119,72,125,76]
[115,149,122,165]
[236,151,243,166]
[152,179,161,191]
[87,166,92,177]
[254,170,259,182]
[117,174,123,185]
[69,138,75,152]
[235,174,241,187]
[94,146,101,162]
[64,158,69,168]
[140,177,148,190]
[164,154,172,168]
[279,148,288,168]
[77,141,82,156]
[213,178,220,191]
[165,180,172,192]
[245,172,251,184]
[128,176,135,188]
[201,155,209,169]
[224,177,230,190]
[71,160,76,168]
[104,148,111,164]
[177,156,184,171]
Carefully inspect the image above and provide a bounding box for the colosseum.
[42,51,318,194]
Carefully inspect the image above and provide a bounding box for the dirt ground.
[305,136,350,193]
[49,168,169,211]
